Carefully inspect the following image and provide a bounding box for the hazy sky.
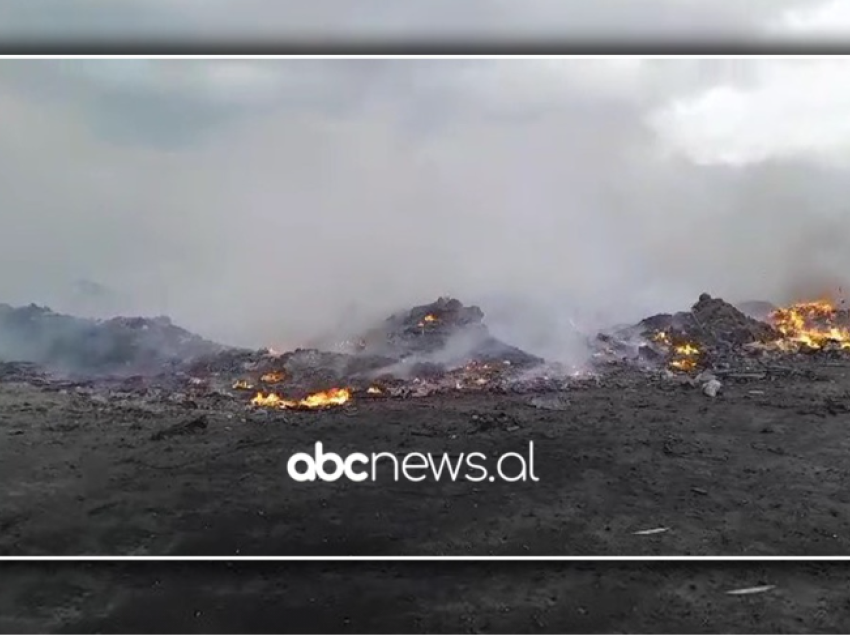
[3,54,850,360]
[0,0,844,41]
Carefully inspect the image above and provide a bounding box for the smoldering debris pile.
[192,297,548,403]
[0,296,547,411]
[9,290,850,414]
[0,303,226,376]
[640,293,780,348]
[596,292,850,377]
[360,297,542,366]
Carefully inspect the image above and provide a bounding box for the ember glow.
[417,314,438,328]
[674,343,700,356]
[669,342,701,371]
[669,358,697,371]
[768,300,850,350]
[366,386,383,395]
[232,380,254,390]
[650,331,702,372]
[250,388,351,410]
[652,331,671,346]
[260,371,286,384]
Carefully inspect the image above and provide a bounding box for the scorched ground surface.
[3,360,850,557]
[2,561,849,633]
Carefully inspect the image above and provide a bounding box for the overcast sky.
[3,54,850,360]
[0,0,845,41]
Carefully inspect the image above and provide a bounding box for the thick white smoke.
[1,59,850,368]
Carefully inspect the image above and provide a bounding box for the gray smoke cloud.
[1,58,849,368]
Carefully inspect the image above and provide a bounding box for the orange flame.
[260,371,286,384]
[669,358,697,371]
[250,388,351,410]
[652,331,671,346]
[769,300,850,350]
[417,314,438,328]
[651,331,702,372]
[674,343,700,356]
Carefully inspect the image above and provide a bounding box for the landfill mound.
[0,303,226,376]
[183,298,546,406]
[638,293,780,349]
[359,297,542,367]
[595,292,850,378]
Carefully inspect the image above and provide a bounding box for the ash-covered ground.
[3,293,850,556]
[4,561,850,633]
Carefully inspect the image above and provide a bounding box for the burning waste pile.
[190,296,548,411]
[594,292,850,381]
[5,291,850,415]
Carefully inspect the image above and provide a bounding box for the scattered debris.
[632,527,669,536]
[3,292,850,415]
[703,379,722,398]
[725,585,776,596]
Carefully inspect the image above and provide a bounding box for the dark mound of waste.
[640,293,780,347]
[185,348,268,377]
[595,293,781,372]
[0,303,227,376]
[188,345,399,396]
[186,298,544,401]
[358,297,542,367]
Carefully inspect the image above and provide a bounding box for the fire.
[300,388,351,408]
[232,380,254,390]
[669,358,697,371]
[250,388,351,410]
[651,331,702,372]
[674,343,700,356]
[417,314,438,328]
[652,331,671,346]
[768,300,850,350]
[260,371,286,384]
[366,386,383,395]
[669,343,701,372]
[251,392,295,409]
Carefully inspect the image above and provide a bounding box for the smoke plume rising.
[1,59,849,368]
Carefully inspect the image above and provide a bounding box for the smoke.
[1,59,850,369]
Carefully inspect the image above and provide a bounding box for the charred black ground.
[3,293,850,561]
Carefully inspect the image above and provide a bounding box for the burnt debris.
[636,293,779,350]
[359,296,542,367]
[7,291,850,412]
[0,303,225,376]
